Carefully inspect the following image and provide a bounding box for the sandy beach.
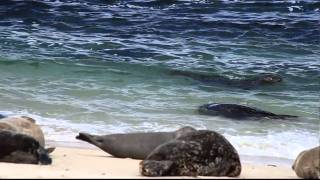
[0,141,299,179]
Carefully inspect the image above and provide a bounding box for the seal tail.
[274,114,299,119]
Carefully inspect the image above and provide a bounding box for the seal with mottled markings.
[0,116,55,153]
[76,126,196,159]
[140,130,241,177]
[292,146,320,179]
[0,130,52,165]
[198,103,298,120]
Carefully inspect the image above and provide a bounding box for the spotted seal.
[198,103,298,120]
[292,146,320,179]
[0,130,52,165]
[76,126,196,159]
[140,130,241,177]
[0,116,55,153]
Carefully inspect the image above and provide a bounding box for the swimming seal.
[76,126,196,159]
[170,70,282,89]
[140,130,241,177]
[292,146,320,179]
[198,103,298,120]
[0,130,52,165]
[0,116,55,153]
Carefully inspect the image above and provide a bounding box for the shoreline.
[0,143,299,179]
[47,140,296,168]
[6,140,295,179]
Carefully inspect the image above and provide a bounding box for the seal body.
[0,116,45,147]
[0,114,6,119]
[198,103,298,120]
[76,126,196,159]
[170,70,282,89]
[292,146,320,179]
[140,130,241,177]
[0,130,51,165]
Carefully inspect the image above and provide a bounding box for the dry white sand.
[0,145,299,179]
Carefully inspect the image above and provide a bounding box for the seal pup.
[198,103,298,120]
[140,130,241,177]
[0,116,55,153]
[76,126,196,159]
[292,146,320,179]
[0,130,52,165]
[170,70,282,89]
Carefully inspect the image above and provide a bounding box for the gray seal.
[170,70,282,90]
[198,103,298,120]
[76,126,196,160]
[292,146,320,179]
[140,130,241,177]
[0,130,52,165]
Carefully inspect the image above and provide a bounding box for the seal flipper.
[45,147,56,154]
[274,114,298,119]
[76,132,103,147]
[37,146,52,165]
[140,160,173,176]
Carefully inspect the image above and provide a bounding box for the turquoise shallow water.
[0,0,319,159]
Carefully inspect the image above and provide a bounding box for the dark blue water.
[0,0,319,159]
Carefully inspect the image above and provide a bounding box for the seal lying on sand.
[76,126,196,159]
[140,130,241,177]
[198,103,298,120]
[0,114,6,119]
[170,70,282,89]
[292,146,320,179]
[0,130,52,165]
[0,116,55,153]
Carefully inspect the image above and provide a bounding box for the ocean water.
[0,0,319,160]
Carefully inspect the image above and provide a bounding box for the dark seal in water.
[140,130,241,177]
[170,70,282,90]
[198,103,298,120]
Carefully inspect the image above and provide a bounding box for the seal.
[0,130,52,165]
[0,116,55,153]
[0,114,6,119]
[76,126,196,159]
[0,116,45,147]
[198,103,298,120]
[170,70,282,89]
[140,130,241,177]
[292,146,320,179]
